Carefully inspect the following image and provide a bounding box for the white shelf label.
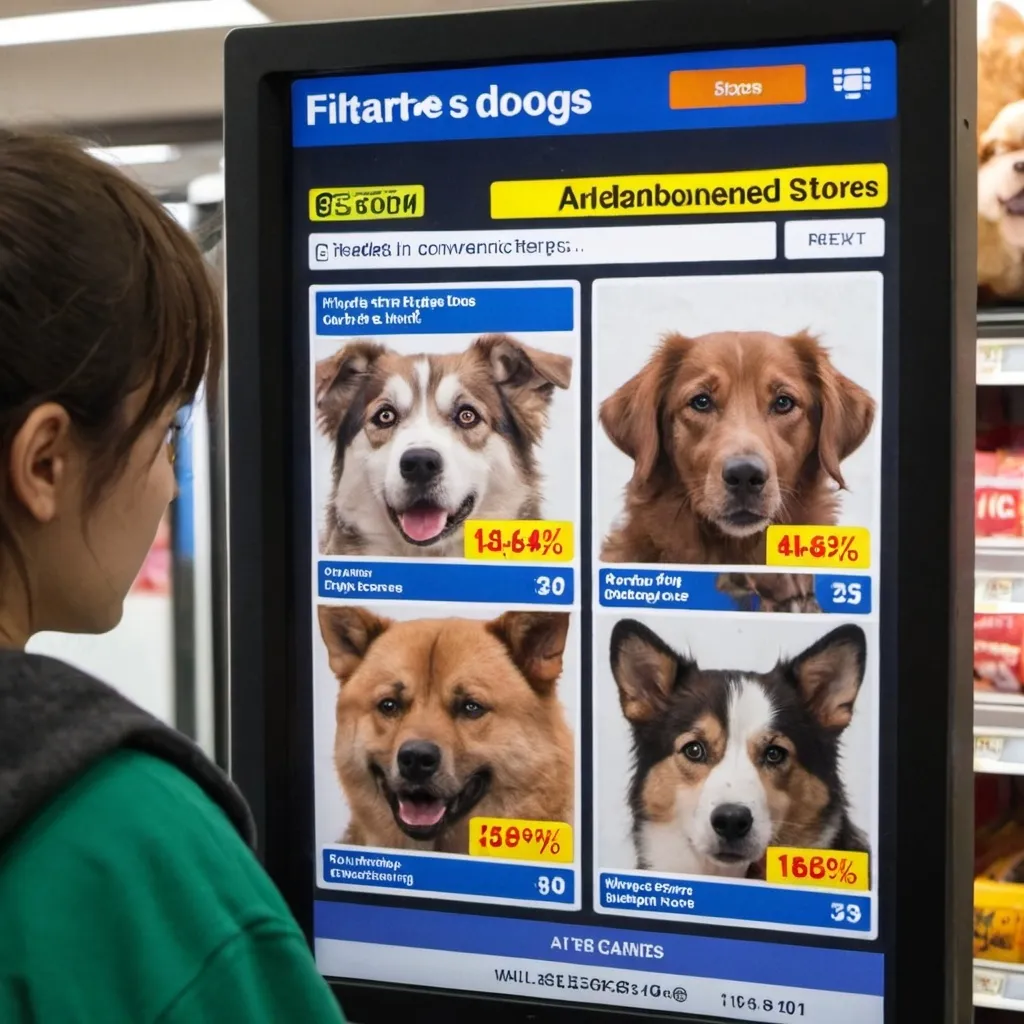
[978,344,1005,381]
[974,966,1007,998]
[976,735,1007,761]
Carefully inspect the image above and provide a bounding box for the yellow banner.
[490,164,887,219]
[470,817,573,863]
[765,525,871,569]
[309,184,424,222]
[465,520,573,562]
[765,847,870,891]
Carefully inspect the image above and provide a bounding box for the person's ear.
[8,403,74,524]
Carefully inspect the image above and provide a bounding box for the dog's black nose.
[1015,160,1024,174]
[722,456,768,495]
[397,740,442,782]
[399,447,443,484]
[710,803,754,842]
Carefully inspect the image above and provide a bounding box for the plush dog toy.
[978,3,1024,300]
[980,99,1024,300]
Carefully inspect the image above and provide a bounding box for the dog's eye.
[455,405,480,428]
[772,394,796,415]
[764,744,789,765]
[376,697,402,716]
[681,741,706,762]
[456,698,487,719]
[372,406,397,427]
[688,393,713,413]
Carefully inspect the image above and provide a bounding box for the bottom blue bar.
[599,872,871,932]
[313,902,884,996]
[322,847,575,905]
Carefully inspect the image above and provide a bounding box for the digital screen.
[292,39,896,1021]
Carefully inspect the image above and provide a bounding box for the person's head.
[0,131,221,646]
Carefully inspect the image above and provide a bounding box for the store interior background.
[7,0,1023,1020]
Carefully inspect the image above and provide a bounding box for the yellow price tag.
[464,520,574,562]
[470,817,573,864]
[308,184,424,222]
[765,525,871,569]
[765,847,869,891]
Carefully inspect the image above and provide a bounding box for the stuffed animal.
[980,100,1024,299]
[979,4,1024,300]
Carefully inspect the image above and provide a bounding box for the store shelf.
[979,310,1024,386]
[975,959,1024,1010]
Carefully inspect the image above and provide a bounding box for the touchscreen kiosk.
[224,1,974,1021]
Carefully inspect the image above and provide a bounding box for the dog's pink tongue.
[398,798,446,828]
[400,507,448,542]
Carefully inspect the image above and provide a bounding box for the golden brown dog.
[715,573,822,613]
[599,330,875,565]
[979,2,1024,147]
[979,99,1024,300]
[318,605,574,854]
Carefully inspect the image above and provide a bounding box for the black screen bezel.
[223,2,975,1021]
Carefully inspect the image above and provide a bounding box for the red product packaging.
[975,613,1024,693]
[976,484,1024,537]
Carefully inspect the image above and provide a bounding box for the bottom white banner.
[316,938,883,1023]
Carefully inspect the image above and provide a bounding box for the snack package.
[975,613,1024,692]
[975,876,1024,963]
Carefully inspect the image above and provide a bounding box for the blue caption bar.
[292,41,895,147]
[600,872,870,933]
[598,569,871,614]
[314,286,575,336]
[319,560,574,606]
[322,848,574,905]
[314,902,884,995]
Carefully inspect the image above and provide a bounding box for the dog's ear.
[599,334,685,482]
[489,611,570,694]
[474,334,572,441]
[315,341,386,439]
[788,624,866,732]
[990,0,1024,36]
[610,619,693,723]
[317,605,391,684]
[795,332,875,488]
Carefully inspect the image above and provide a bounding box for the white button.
[784,218,885,259]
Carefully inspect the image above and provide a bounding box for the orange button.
[669,64,806,110]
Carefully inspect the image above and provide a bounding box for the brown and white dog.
[318,605,574,855]
[315,334,572,557]
[979,99,1024,300]
[599,330,875,565]
[716,573,822,614]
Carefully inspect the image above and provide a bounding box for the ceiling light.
[89,144,181,166]
[0,0,268,47]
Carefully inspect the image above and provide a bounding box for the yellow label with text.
[470,817,573,863]
[465,520,574,562]
[490,164,887,219]
[309,184,424,222]
[765,525,871,569]
[766,847,869,891]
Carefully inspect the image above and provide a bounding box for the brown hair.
[0,131,222,579]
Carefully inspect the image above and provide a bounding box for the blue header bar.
[292,40,895,148]
[314,901,884,995]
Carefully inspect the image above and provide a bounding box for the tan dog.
[319,606,574,854]
[979,3,1024,146]
[980,99,1024,299]
[716,573,822,613]
[599,331,875,565]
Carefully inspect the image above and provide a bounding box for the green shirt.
[0,749,345,1024]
